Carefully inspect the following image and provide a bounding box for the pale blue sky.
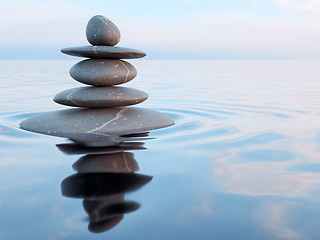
[0,0,319,59]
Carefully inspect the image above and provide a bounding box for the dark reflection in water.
[73,153,140,173]
[61,172,152,198]
[59,143,152,233]
[57,142,146,155]
[84,199,140,233]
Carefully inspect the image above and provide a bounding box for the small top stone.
[86,15,121,46]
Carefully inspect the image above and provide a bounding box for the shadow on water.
[58,142,152,233]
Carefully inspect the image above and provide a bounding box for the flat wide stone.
[19,107,175,147]
[53,86,148,108]
[70,59,137,86]
[61,46,146,59]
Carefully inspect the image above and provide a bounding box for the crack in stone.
[117,60,130,83]
[87,108,129,134]
[100,16,120,42]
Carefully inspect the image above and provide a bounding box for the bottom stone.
[19,107,174,147]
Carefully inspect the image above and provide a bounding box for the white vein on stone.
[117,60,130,83]
[65,89,82,105]
[100,16,120,42]
[87,108,128,134]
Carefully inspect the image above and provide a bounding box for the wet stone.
[70,59,137,86]
[53,86,148,108]
[86,15,120,46]
[61,46,146,59]
[19,107,175,147]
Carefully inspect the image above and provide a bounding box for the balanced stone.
[70,59,137,86]
[19,14,176,147]
[61,46,146,59]
[53,86,148,108]
[19,107,175,147]
[73,152,139,173]
[86,15,120,46]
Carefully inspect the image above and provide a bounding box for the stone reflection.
[57,142,147,155]
[60,143,152,233]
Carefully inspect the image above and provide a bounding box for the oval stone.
[19,107,175,147]
[53,86,148,108]
[86,15,120,46]
[70,59,137,86]
[61,46,146,59]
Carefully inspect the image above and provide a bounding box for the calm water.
[1,60,320,240]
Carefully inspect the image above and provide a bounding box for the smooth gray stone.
[53,86,148,108]
[73,152,139,173]
[86,15,120,46]
[61,46,146,59]
[70,59,137,86]
[19,107,175,147]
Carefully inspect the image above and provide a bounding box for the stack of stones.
[56,15,148,109]
[20,15,174,147]
[59,143,152,233]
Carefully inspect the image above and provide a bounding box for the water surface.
[1,60,320,239]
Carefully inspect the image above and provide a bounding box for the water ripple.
[3,97,310,149]
[0,111,42,143]
[2,60,320,153]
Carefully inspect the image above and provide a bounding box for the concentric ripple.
[2,60,320,151]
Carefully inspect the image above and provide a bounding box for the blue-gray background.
[0,0,320,60]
